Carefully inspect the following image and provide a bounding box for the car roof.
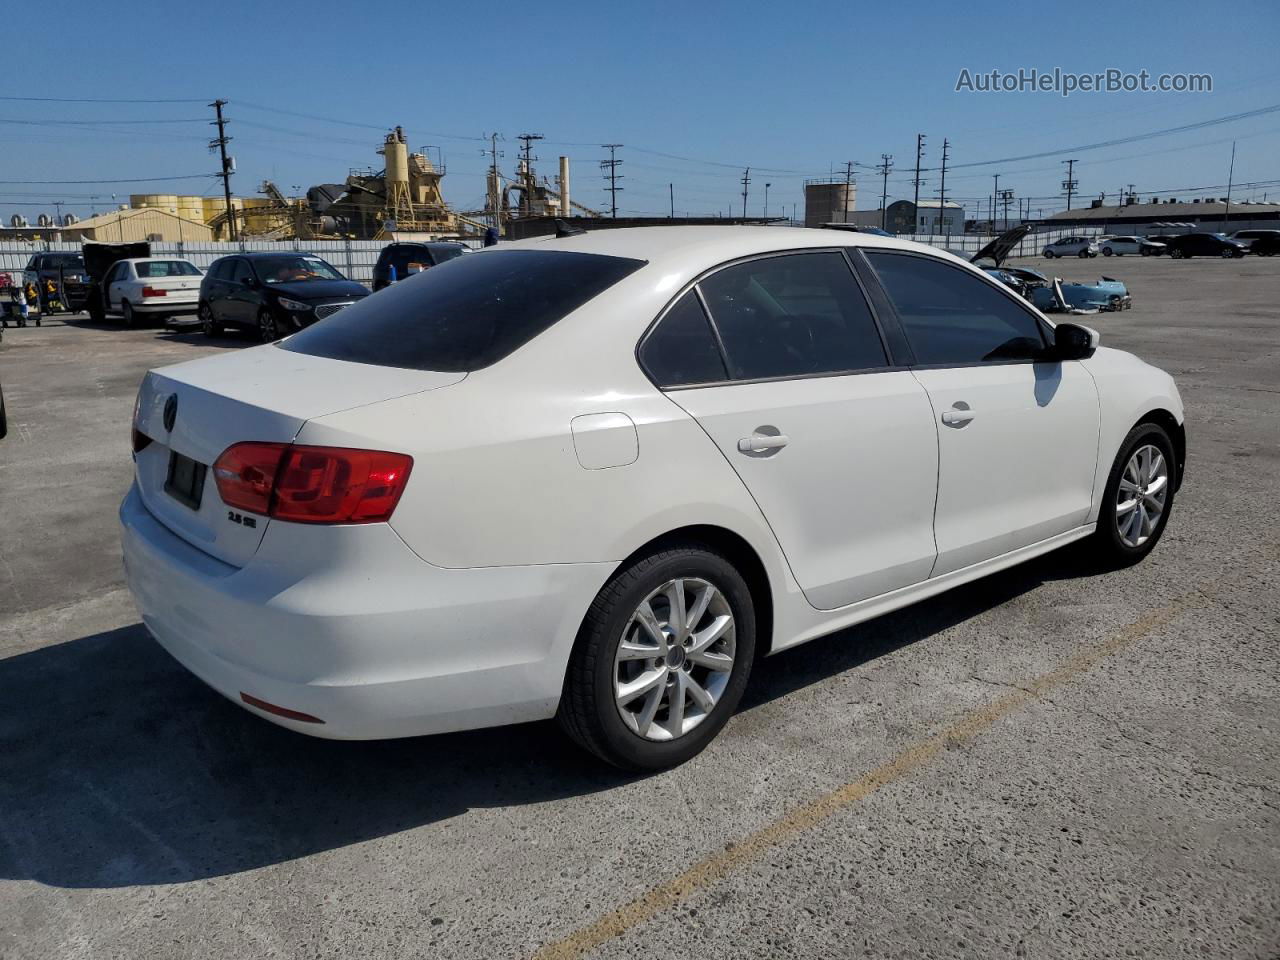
[121,256,197,264]
[497,225,938,270]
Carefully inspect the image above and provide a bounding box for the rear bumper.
[119,484,612,739]
[133,298,198,313]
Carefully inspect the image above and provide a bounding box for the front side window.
[229,260,253,285]
[283,249,645,372]
[640,292,727,388]
[697,252,887,380]
[865,251,1048,365]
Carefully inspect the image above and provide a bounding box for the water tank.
[380,128,411,187]
[804,180,857,227]
[131,194,178,210]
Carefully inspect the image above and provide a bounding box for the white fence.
[0,238,484,286]
[0,226,1099,286]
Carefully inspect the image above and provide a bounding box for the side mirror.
[1052,322,1099,360]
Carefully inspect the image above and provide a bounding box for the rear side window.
[866,251,1047,365]
[282,249,645,372]
[640,292,727,387]
[698,252,887,380]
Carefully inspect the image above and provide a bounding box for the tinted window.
[229,260,253,285]
[698,252,886,380]
[136,260,201,278]
[383,245,434,277]
[43,254,84,269]
[282,249,645,372]
[866,252,1047,365]
[640,292,727,387]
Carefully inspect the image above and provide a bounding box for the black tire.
[1077,249,1089,258]
[1089,422,1177,568]
[1221,248,1235,259]
[257,309,280,343]
[1044,249,1055,259]
[1102,247,1113,256]
[199,302,220,337]
[558,543,757,771]
[121,300,138,328]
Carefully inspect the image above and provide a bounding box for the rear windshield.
[136,260,201,278]
[281,249,646,372]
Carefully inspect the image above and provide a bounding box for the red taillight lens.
[140,286,167,298]
[212,442,413,524]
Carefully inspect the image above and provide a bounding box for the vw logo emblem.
[163,394,178,432]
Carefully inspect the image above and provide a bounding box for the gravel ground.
[0,254,1277,960]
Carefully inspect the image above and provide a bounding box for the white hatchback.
[1042,236,1099,258]
[121,227,1185,769]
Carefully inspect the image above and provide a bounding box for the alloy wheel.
[613,577,736,742]
[199,304,215,336]
[1115,444,1169,548]
[259,310,278,343]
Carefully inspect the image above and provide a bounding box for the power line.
[0,95,208,103]
[0,116,208,125]
[0,174,216,184]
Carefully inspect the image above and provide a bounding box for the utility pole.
[483,132,504,228]
[669,183,674,219]
[764,182,771,219]
[912,134,925,234]
[992,174,1000,229]
[937,138,950,236]
[1223,140,1236,232]
[999,188,1014,230]
[600,144,623,218]
[209,99,237,241]
[1061,158,1078,213]
[740,167,751,219]
[877,154,893,230]
[843,160,854,224]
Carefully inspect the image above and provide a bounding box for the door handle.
[737,433,789,453]
[941,407,975,427]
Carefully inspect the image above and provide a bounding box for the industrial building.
[21,207,213,243]
[803,177,858,227]
[1043,198,1280,233]
[828,199,965,235]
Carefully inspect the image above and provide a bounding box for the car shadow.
[0,544,1104,890]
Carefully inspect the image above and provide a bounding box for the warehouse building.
[48,207,214,243]
[1044,199,1280,233]
[831,199,965,235]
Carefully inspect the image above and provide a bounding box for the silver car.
[1043,236,1099,259]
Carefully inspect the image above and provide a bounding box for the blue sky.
[3,0,1279,222]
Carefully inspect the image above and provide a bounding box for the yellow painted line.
[532,586,1217,960]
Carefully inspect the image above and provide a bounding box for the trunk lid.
[133,345,465,567]
[138,273,201,296]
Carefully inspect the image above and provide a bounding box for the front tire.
[1102,247,1113,256]
[199,302,220,337]
[258,308,280,343]
[1089,423,1177,567]
[558,544,756,770]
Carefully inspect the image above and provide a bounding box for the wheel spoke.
[1145,474,1167,498]
[634,685,663,738]
[634,601,668,654]
[685,582,714,635]
[1124,506,1142,543]
[1119,478,1142,495]
[1116,497,1139,516]
[1139,503,1152,538]
[664,581,688,643]
[617,668,666,706]
[617,638,658,661]
[688,614,732,656]
[684,673,716,711]
[689,648,734,671]
[666,673,686,736]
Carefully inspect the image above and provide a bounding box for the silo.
[176,196,205,222]
[803,179,857,227]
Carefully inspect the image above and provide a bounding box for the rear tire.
[558,544,756,771]
[1088,422,1177,568]
[1044,249,1056,259]
[121,301,138,328]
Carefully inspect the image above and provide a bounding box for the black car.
[371,242,466,291]
[198,253,369,341]
[23,251,91,313]
[1166,233,1248,259]
[1249,233,1280,257]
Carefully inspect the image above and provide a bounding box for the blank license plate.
[164,451,207,511]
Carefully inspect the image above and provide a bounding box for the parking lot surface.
[1,256,1277,959]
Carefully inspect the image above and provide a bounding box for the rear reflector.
[213,442,413,524]
[240,692,324,724]
[140,286,168,298]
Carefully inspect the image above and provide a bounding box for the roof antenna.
[555,218,586,238]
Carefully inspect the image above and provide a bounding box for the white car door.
[861,249,1100,576]
[641,251,939,610]
[106,262,129,312]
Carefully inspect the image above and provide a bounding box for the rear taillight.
[212,442,413,524]
[141,286,167,298]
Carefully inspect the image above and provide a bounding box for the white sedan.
[121,227,1185,769]
[103,257,203,327]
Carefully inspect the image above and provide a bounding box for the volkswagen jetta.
[121,227,1185,770]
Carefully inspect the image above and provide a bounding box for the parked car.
[1247,233,1280,257]
[1098,236,1165,257]
[122,227,1185,770]
[83,241,154,324]
[371,241,467,291]
[1042,237,1098,258]
[198,252,369,341]
[1165,233,1247,259]
[100,257,203,327]
[22,251,91,313]
[1228,229,1280,252]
